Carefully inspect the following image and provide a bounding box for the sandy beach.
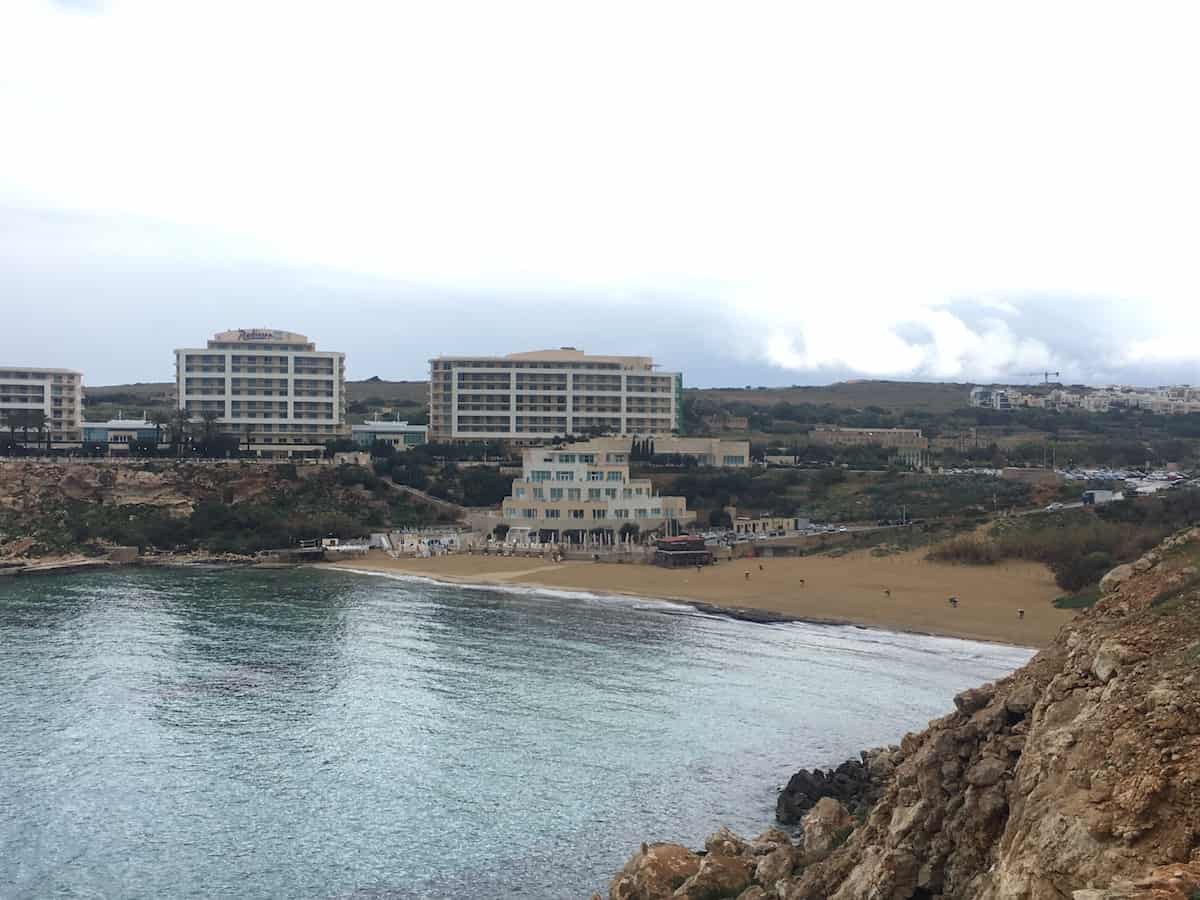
[323,549,1074,646]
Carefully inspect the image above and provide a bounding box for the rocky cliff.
[0,459,441,557]
[605,528,1200,900]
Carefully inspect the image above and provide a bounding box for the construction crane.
[1013,370,1061,384]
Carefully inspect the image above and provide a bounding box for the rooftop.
[432,348,664,368]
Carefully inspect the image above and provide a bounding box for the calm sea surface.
[0,567,1031,899]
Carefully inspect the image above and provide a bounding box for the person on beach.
[1018,608,1025,619]
[745,571,751,580]
[948,596,959,608]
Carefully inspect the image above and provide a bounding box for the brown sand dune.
[324,548,1072,646]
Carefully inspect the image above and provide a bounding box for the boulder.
[755,844,799,886]
[1099,563,1135,595]
[953,684,995,715]
[1092,641,1143,684]
[747,828,792,856]
[1005,682,1039,716]
[966,756,1008,787]
[672,854,754,900]
[705,826,749,857]
[610,843,701,900]
[800,797,854,858]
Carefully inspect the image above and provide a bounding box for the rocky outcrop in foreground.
[603,527,1200,899]
[775,747,896,824]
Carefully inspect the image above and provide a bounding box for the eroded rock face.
[607,527,1200,900]
[608,843,701,900]
[776,747,894,823]
[799,797,853,859]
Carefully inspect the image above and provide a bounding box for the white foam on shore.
[324,565,695,614]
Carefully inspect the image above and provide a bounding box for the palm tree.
[199,410,221,457]
[3,410,18,455]
[170,409,192,457]
[27,410,48,454]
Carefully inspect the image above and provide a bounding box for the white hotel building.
[175,329,347,457]
[0,367,84,443]
[501,439,695,541]
[429,348,681,443]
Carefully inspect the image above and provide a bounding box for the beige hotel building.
[175,329,347,457]
[429,348,681,443]
[0,367,83,443]
[501,439,695,540]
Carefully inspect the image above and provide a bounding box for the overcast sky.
[2,1,1199,388]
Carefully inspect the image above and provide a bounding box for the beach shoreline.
[317,548,1074,647]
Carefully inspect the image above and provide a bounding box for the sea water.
[0,567,1031,899]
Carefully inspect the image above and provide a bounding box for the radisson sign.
[237,329,282,342]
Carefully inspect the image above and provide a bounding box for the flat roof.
[0,367,83,375]
[351,422,427,432]
[431,348,673,368]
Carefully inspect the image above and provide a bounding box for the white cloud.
[2,0,1199,383]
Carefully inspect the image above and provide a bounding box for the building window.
[567,488,581,500]
[531,470,552,482]
[614,508,629,519]
[522,509,537,519]
[622,488,632,498]
[569,509,585,519]
[588,488,601,500]
[723,455,745,466]
[636,509,648,518]
[550,488,563,500]
[651,508,662,516]
[558,453,576,463]
[588,471,604,481]
[532,487,545,499]
[604,488,617,499]
[592,509,606,520]
[555,470,574,481]
[544,509,560,519]
[578,454,595,463]
[606,471,621,481]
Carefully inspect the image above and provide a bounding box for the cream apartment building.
[0,367,83,443]
[175,329,347,457]
[429,348,681,443]
[501,440,695,540]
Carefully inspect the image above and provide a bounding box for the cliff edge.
[604,527,1200,900]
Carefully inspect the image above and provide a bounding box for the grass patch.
[1150,573,1200,613]
[1054,585,1101,609]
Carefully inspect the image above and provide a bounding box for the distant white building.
[174,328,347,458]
[0,367,83,444]
[351,419,428,450]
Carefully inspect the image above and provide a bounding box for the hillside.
[691,381,973,414]
[82,378,428,422]
[603,527,1200,899]
[0,460,447,557]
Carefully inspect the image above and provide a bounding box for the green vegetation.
[929,488,1200,592]
[1053,586,1101,609]
[651,467,1030,524]
[366,441,516,507]
[0,464,446,556]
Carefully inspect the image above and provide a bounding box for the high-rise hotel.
[429,348,681,443]
[175,329,346,457]
[0,367,83,443]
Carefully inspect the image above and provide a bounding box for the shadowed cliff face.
[605,527,1200,900]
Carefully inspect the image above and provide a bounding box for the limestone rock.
[800,797,853,858]
[1100,563,1135,595]
[754,844,798,886]
[672,853,753,900]
[705,826,749,857]
[953,683,995,714]
[610,843,701,900]
[966,756,1008,787]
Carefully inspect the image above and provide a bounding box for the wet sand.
[323,549,1074,646]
